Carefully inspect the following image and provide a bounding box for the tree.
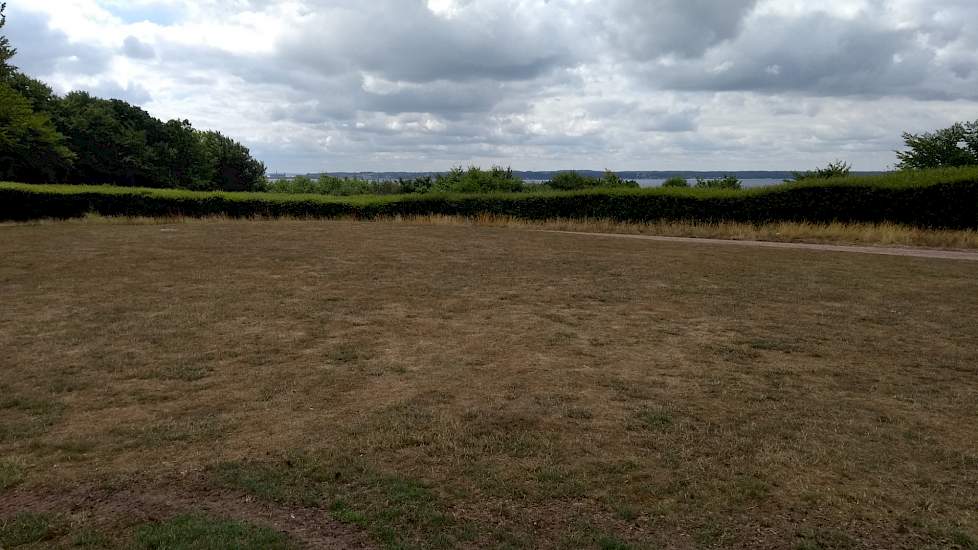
[0,4,74,182]
[152,119,214,189]
[198,131,267,192]
[896,121,978,169]
[53,91,154,185]
[6,72,58,111]
[0,3,16,80]
[0,83,74,182]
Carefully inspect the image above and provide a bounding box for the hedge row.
[2,168,977,229]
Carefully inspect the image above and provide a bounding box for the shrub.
[547,171,595,191]
[695,175,741,190]
[791,161,852,182]
[547,170,639,191]
[661,176,689,188]
[2,167,977,229]
[433,166,524,193]
[397,175,433,194]
[599,169,640,189]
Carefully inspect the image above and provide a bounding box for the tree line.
[268,167,641,195]
[0,4,265,191]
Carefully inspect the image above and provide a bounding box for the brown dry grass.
[1,219,977,549]
[16,212,978,250]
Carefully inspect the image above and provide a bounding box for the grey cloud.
[82,80,153,105]
[280,0,579,84]
[4,7,111,77]
[637,108,699,132]
[600,0,759,60]
[123,36,156,59]
[360,81,505,117]
[646,12,976,100]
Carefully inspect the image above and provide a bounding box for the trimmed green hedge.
[2,167,977,229]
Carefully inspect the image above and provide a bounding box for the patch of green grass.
[598,535,636,550]
[0,395,65,443]
[0,512,60,547]
[747,338,799,353]
[70,528,114,548]
[693,523,727,548]
[729,475,770,504]
[612,503,640,522]
[534,464,587,499]
[113,415,228,448]
[794,528,856,550]
[328,499,368,525]
[327,346,364,365]
[565,406,594,420]
[949,529,978,550]
[150,364,213,382]
[636,407,673,430]
[0,459,25,491]
[559,526,647,550]
[212,453,326,506]
[214,453,477,549]
[135,514,292,550]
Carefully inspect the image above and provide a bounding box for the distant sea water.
[525,178,787,188]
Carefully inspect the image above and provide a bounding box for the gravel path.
[541,230,978,261]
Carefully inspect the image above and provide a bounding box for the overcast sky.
[5,0,977,172]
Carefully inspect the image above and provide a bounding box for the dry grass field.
[1,219,977,549]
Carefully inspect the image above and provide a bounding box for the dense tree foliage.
[197,131,266,192]
[0,83,75,182]
[0,6,265,190]
[0,3,13,80]
[896,121,978,170]
[0,3,75,182]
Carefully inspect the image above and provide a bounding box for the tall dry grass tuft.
[389,214,978,249]
[7,212,977,249]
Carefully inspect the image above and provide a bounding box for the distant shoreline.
[268,170,887,182]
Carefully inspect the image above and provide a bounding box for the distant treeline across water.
[528,178,789,189]
[269,171,886,188]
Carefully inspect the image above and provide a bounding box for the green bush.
[695,175,741,190]
[661,176,689,188]
[2,167,977,229]
[547,170,639,191]
[433,166,524,193]
[791,161,852,182]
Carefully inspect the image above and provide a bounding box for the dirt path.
[540,230,978,261]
